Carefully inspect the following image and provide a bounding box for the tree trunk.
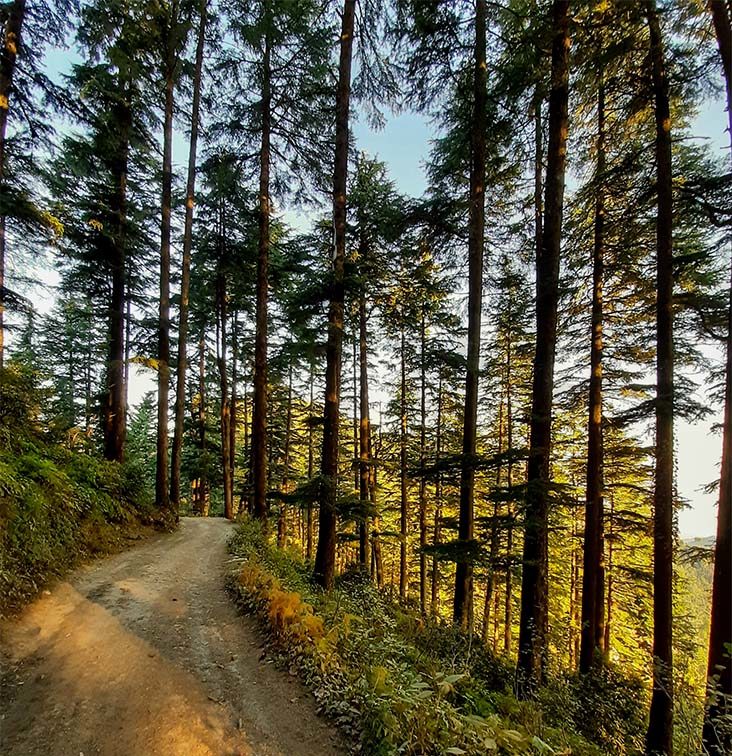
[359,289,372,569]
[313,0,355,589]
[454,0,487,629]
[155,67,175,512]
[217,267,234,521]
[103,76,131,463]
[504,299,515,655]
[307,365,315,560]
[419,307,428,613]
[171,0,207,511]
[252,22,272,521]
[580,79,606,675]
[230,310,237,495]
[703,3,732,753]
[517,0,570,692]
[198,332,208,515]
[278,366,293,548]
[0,0,25,370]
[399,323,409,600]
[645,2,675,752]
[484,396,503,642]
[432,373,443,615]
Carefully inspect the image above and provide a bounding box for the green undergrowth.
[227,518,647,755]
[0,366,157,614]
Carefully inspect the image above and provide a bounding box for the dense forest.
[0,0,730,754]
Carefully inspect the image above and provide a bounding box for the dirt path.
[0,517,342,756]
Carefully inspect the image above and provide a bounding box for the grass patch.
[228,518,646,755]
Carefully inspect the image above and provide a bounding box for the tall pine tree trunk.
[400,322,408,601]
[703,3,732,752]
[359,288,372,569]
[454,0,487,628]
[252,24,272,521]
[431,373,443,615]
[216,266,234,520]
[103,76,131,463]
[307,365,315,560]
[156,68,175,511]
[313,0,356,589]
[580,79,606,675]
[0,0,25,371]
[518,0,570,691]
[171,0,207,510]
[645,2,675,752]
[419,307,428,613]
[230,310,237,496]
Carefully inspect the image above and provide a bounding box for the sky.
[16,40,731,540]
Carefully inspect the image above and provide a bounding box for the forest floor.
[0,517,341,756]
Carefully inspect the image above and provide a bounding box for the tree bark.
[198,332,208,515]
[419,306,428,613]
[399,322,408,601]
[278,366,293,548]
[703,3,732,753]
[252,19,272,521]
[431,373,443,615]
[171,0,207,511]
[0,0,25,370]
[517,0,570,692]
[307,365,315,559]
[645,2,675,753]
[155,63,175,512]
[103,76,131,463]
[454,0,487,629]
[313,0,356,589]
[359,288,372,569]
[580,79,606,675]
[217,265,234,520]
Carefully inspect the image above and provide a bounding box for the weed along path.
[0,517,341,756]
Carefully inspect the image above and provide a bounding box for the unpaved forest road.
[0,517,342,756]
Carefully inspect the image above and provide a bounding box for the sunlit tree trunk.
[432,372,443,615]
[454,0,487,629]
[419,307,428,613]
[198,333,208,515]
[313,0,355,589]
[703,3,732,753]
[580,79,606,674]
[278,366,293,548]
[645,2,675,752]
[307,365,315,560]
[216,264,234,520]
[359,288,372,569]
[171,0,207,511]
[483,396,503,642]
[252,20,272,521]
[518,0,570,692]
[399,322,408,600]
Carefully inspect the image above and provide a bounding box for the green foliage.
[227,518,645,755]
[0,364,154,613]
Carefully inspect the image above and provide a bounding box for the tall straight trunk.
[454,0,487,629]
[124,287,131,408]
[484,397,504,641]
[704,3,732,753]
[359,289,371,569]
[399,323,408,600]
[580,80,606,674]
[171,0,207,510]
[252,25,272,521]
[230,310,238,490]
[155,68,175,511]
[103,76,131,462]
[419,308,428,613]
[504,300,515,654]
[198,333,208,515]
[307,365,315,560]
[0,0,25,370]
[645,2,675,752]
[431,372,444,614]
[217,268,234,520]
[518,0,570,691]
[278,366,293,548]
[313,0,355,589]
[605,492,613,652]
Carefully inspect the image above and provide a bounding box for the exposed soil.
[0,517,343,756]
